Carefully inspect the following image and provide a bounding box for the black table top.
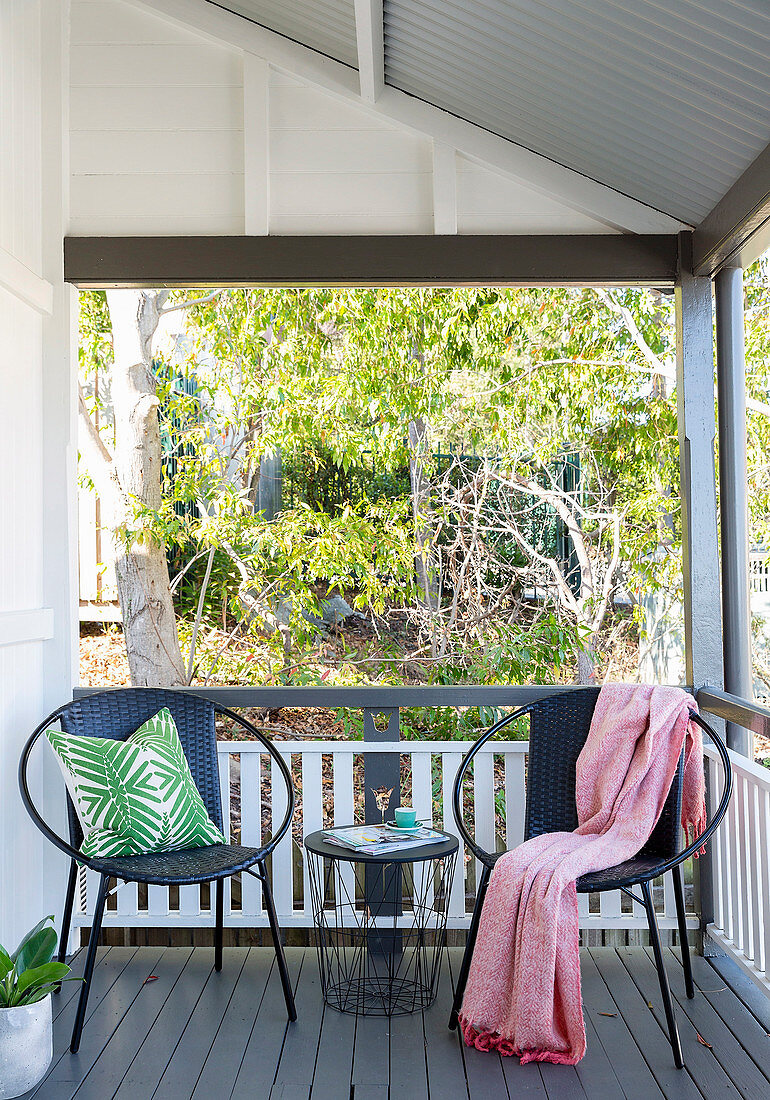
[303,827,459,864]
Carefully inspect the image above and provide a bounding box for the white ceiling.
[206,0,770,226]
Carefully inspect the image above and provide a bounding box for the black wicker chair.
[448,687,732,1069]
[18,687,297,1053]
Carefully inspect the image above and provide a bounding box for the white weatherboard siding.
[0,0,76,949]
[70,0,616,236]
[456,155,617,235]
[70,0,245,234]
[268,69,433,234]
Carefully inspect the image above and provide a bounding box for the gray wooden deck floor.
[20,945,770,1100]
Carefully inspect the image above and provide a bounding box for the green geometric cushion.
[46,707,225,859]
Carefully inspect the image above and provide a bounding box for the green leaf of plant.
[14,961,71,998]
[14,927,57,975]
[0,947,13,980]
[14,988,52,1006]
[11,915,55,964]
[14,977,81,1006]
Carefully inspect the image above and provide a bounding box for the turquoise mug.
[394,806,417,827]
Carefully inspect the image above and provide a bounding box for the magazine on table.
[322,823,444,855]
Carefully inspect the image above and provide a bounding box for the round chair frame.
[447,691,732,1070]
[18,687,297,1053]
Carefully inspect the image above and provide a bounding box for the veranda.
[3,2,770,1097]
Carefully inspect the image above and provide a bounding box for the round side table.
[304,828,458,1017]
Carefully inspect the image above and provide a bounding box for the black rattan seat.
[483,850,674,891]
[577,857,673,891]
[447,687,732,1071]
[85,842,267,885]
[19,687,298,1054]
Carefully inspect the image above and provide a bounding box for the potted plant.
[0,916,76,1099]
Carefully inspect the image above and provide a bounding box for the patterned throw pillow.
[46,708,225,859]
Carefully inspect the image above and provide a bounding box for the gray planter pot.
[0,995,53,1099]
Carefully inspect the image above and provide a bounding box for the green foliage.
[0,917,77,1008]
[246,499,417,611]
[79,282,693,685]
[283,442,411,514]
[438,287,680,584]
[744,257,770,549]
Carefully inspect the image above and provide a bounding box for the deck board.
[270,952,325,1099]
[191,948,274,1100]
[389,1009,429,1100]
[580,949,666,1099]
[421,949,471,1100]
[230,947,303,1100]
[150,947,248,1100]
[590,947,705,1100]
[645,948,770,1100]
[113,949,215,1100]
[72,947,194,1100]
[617,947,743,1100]
[308,994,356,1100]
[37,946,770,1100]
[676,948,770,1080]
[33,947,162,1100]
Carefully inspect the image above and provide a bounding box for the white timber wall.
[69,0,616,237]
[0,0,77,949]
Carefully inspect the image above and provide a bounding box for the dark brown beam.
[693,141,770,276]
[64,234,677,289]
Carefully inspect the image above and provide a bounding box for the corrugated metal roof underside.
[208,0,358,67]
[383,0,770,224]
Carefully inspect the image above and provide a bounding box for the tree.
[79,290,185,685]
[79,288,421,684]
[416,286,682,681]
[79,284,691,686]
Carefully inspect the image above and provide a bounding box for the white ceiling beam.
[354,0,384,103]
[130,0,688,235]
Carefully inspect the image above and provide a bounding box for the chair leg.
[642,880,684,1069]
[214,878,224,972]
[55,860,78,993]
[449,863,491,1030]
[672,865,695,999]
[70,873,109,1054]
[258,861,297,1022]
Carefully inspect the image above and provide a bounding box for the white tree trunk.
[577,636,597,684]
[104,290,185,686]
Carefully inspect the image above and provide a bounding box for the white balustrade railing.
[74,737,697,934]
[705,744,770,993]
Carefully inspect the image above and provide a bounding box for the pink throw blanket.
[458,684,706,1065]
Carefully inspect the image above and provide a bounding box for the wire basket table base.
[305,833,458,1017]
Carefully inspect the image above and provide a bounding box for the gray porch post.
[675,234,724,693]
[715,267,753,757]
[675,233,724,938]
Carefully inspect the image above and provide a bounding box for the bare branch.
[186,545,216,683]
[169,549,210,592]
[595,289,667,376]
[159,290,221,316]
[498,470,595,599]
[78,383,118,510]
